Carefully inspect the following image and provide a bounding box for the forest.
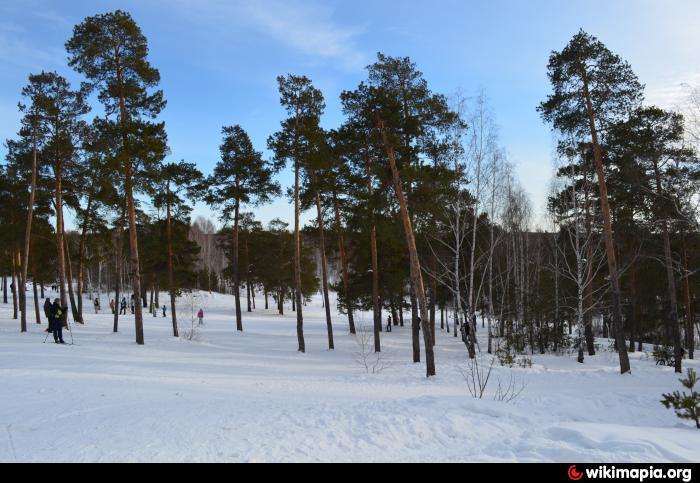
[1,10,699,383]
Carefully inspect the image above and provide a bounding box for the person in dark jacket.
[386,315,393,333]
[43,297,52,330]
[50,299,66,344]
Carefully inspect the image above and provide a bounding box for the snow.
[1,290,698,462]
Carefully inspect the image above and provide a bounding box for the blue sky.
[2,0,699,229]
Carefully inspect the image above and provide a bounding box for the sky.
[2,0,699,229]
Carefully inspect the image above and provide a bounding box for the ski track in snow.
[0,290,698,462]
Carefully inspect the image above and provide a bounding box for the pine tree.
[301,127,336,349]
[333,121,385,352]
[154,161,203,337]
[269,75,325,353]
[342,54,456,376]
[539,30,643,374]
[206,125,280,332]
[20,73,89,320]
[327,129,357,334]
[661,368,700,429]
[75,119,121,324]
[12,74,51,332]
[610,107,696,373]
[67,10,167,344]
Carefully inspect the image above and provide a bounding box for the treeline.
[1,10,699,378]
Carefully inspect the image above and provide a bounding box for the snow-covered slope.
[0,290,698,462]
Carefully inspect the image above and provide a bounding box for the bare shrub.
[494,373,527,402]
[354,319,390,374]
[460,353,526,403]
[460,353,496,399]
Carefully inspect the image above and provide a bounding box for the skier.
[130,295,135,314]
[386,315,393,333]
[94,297,100,314]
[120,297,127,315]
[43,297,52,327]
[151,302,157,317]
[197,308,204,326]
[109,299,115,314]
[50,299,66,344]
[162,305,166,318]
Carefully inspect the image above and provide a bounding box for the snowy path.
[0,291,698,462]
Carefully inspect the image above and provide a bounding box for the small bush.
[497,349,515,367]
[496,348,532,368]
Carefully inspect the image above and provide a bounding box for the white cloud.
[169,0,367,70]
[644,71,700,111]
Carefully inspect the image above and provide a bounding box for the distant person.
[109,299,115,314]
[151,302,157,317]
[94,297,100,314]
[386,315,392,333]
[50,299,66,344]
[197,308,204,326]
[162,305,167,318]
[120,297,127,315]
[43,297,52,328]
[461,318,471,345]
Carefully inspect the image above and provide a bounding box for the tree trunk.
[54,168,68,310]
[113,206,125,333]
[63,227,80,324]
[681,229,694,360]
[116,50,145,345]
[314,187,334,350]
[410,284,420,362]
[430,268,437,346]
[19,133,38,333]
[584,170,596,356]
[166,177,179,337]
[379,119,435,377]
[11,250,18,320]
[33,277,41,325]
[629,257,638,353]
[581,69,630,374]
[333,192,355,334]
[76,197,94,324]
[653,161,682,373]
[365,156,381,352]
[232,196,243,332]
[293,134,305,352]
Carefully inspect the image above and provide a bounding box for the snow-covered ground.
[0,289,698,462]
